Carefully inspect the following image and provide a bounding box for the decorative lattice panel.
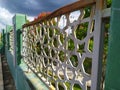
[9,30,14,53]
[22,2,101,89]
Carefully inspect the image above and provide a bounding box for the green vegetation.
[107,0,112,7]
[68,39,75,50]
[0,33,3,49]
[52,82,82,90]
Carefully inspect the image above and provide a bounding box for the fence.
[1,0,115,90]
[22,0,104,90]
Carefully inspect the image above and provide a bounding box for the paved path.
[1,55,16,90]
[0,54,4,90]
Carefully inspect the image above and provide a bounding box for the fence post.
[13,14,26,90]
[6,25,13,50]
[105,0,120,90]
[1,29,5,55]
[91,0,104,90]
[13,14,26,65]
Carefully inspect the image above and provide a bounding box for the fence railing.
[22,0,105,90]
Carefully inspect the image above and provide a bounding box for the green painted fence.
[4,14,31,90]
[3,14,49,90]
[105,0,120,90]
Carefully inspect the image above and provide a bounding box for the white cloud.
[0,6,35,32]
[0,23,5,31]
[58,10,81,34]
[24,0,40,10]
[69,10,81,23]
[58,15,67,29]
[0,7,14,31]
[27,16,34,22]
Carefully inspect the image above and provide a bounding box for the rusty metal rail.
[23,0,96,28]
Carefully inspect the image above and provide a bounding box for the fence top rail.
[23,0,96,28]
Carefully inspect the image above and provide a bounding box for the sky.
[0,0,77,31]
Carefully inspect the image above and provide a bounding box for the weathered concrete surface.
[0,55,4,90]
[1,55,16,90]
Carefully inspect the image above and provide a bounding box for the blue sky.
[0,0,77,30]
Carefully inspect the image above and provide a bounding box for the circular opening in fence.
[59,51,65,62]
[83,57,92,75]
[70,55,78,67]
[69,10,81,23]
[49,28,53,38]
[60,33,65,45]
[58,15,67,29]
[88,37,94,52]
[53,38,58,47]
[73,83,82,90]
[68,39,75,51]
[77,43,85,55]
[75,22,88,40]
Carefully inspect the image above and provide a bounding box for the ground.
[1,55,16,90]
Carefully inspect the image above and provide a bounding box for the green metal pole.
[105,0,120,90]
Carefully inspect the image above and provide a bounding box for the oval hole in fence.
[83,57,92,75]
[58,15,67,29]
[70,55,78,67]
[73,83,82,90]
[69,10,81,23]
